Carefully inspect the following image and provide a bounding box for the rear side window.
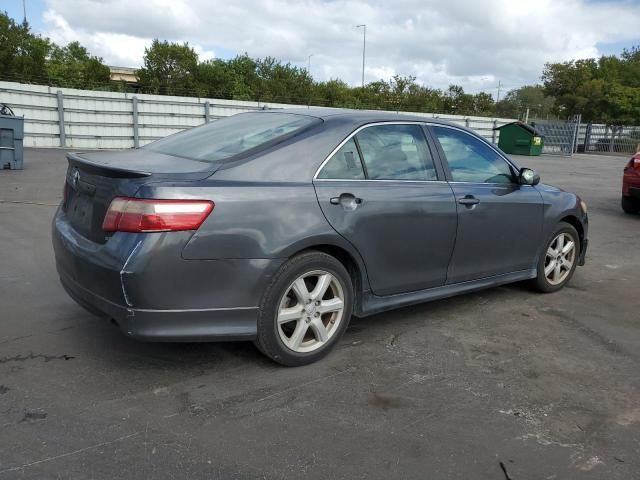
[356,124,437,180]
[145,112,320,163]
[317,138,365,180]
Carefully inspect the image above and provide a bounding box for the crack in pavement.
[0,431,142,474]
[0,353,75,364]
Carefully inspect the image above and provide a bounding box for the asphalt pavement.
[0,148,639,479]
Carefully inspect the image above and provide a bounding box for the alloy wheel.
[544,232,576,286]
[277,270,345,353]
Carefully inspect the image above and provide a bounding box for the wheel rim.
[277,270,345,353]
[544,232,577,286]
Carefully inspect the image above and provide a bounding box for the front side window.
[356,124,437,180]
[317,138,365,179]
[432,126,514,184]
[145,112,320,163]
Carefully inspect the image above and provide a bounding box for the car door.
[429,125,544,284]
[313,123,457,296]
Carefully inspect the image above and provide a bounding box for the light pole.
[356,24,366,87]
[307,54,314,76]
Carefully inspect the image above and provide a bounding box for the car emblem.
[72,168,80,188]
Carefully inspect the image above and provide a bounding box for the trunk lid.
[63,150,216,243]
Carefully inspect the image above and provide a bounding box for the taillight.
[626,155,640,171]
[102,197,214,233]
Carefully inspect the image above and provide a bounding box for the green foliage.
[47,41,111,88]
[136,39,199,95]
[496,85,555,119]
[1,11,111,89]
[542,48,640,123]
[0,12,50,82]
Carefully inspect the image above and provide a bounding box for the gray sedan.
[52,110,588,366]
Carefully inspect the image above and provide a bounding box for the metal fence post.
[132,96,139,148]
[204,101,211,123]
[573,114,581,154]
[492,120,498,144]
[569,115,578,157]
[584,122,592,152]
[608,126,615,153]
[56,90,66,148]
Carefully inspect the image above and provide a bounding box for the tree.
[496,85,555,120]
[311,79,353,107]
[442,85,474,114]
[0,12,50,82]
[137,39,199,95]
[224,54,259,100]
[254,56,312,103]
[542,48,640,123]
[46,41,111,88]
[471,92,495,116]
[196,59,236,98]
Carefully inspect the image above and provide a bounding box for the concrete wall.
[0,81,517,149]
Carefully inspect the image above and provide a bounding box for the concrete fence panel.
[0,81,515,149]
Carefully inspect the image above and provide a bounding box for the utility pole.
[22,0,27,24]
[524,107,530,123]
[307,54,314,75]
[495,80,502,104]
[356,24,366,87]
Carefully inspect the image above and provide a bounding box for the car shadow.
[65,282,536,371]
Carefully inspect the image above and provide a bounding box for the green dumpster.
[494,121,544,156]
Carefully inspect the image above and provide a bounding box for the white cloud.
[41,0,640,93]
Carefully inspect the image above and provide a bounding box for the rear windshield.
[144,112,320,163]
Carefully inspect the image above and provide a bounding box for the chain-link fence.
[578,123,640,155]
[530,118,579,156]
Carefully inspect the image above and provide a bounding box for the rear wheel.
[256,251,353,366]
[621,195,640,214]
[532,222,580,293]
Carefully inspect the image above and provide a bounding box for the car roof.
[264,107,460,126]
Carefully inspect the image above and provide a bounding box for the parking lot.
[0,148,639,479]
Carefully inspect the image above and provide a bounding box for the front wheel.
[532,222,580,293]
[255,251,353,366]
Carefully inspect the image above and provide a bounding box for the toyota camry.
[53,110,589,366]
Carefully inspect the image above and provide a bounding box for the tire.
[621,195,640,214]
[255,251,354,366]
[531,222,580,293]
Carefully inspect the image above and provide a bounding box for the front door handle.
[330,193,362,210]
[458,195,480,207]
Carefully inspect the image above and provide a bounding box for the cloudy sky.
[5,0,640,95]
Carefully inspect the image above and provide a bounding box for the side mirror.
[519,168,540,186]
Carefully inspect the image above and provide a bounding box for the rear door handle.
[458,195,480,206]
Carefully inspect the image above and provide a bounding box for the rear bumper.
[59,271,258,341]
[52,206,282,341]
[626,186,640,199]
[623,170,640,196]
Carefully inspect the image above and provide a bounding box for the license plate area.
[66,177,98,238]
[68,193,94,231]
